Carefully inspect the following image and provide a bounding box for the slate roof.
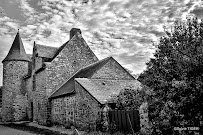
[49,57,111,99]
[75,78,141,104]
[74,56,110,77]
[2,31,30,62]
[33,33,87,74]
[51,40,69,60]
[35,44,58,59]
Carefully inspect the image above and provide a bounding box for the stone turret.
[1,30,30,121]
[2,30,30,62]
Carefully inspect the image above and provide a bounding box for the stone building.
[0,28,140,127]
[0,86,2,115]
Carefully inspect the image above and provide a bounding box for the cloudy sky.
[0,0,202,85]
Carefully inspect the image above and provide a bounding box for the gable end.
[91,57,135,80]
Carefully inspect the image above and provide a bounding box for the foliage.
[114,86,149,110]
[107,86,151,134]
[108,121,117,133]
[138,16,203,134]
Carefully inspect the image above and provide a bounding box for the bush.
[109,121,117,133]
[64,120,74,129]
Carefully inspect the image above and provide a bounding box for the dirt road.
[0,125,37,135]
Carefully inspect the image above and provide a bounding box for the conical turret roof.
[2,30,30,63]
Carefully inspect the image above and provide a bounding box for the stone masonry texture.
[91,58,134,80]
[1,28,140,128]
[1,61,29,121]
[46,33,98,95]
[25,76,33,121]
[33,69,49,125]
[51,81,101,129]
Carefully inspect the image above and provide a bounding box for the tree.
[108,86,152,134]
[108,85,149,110]
[116,88,141,110]
[138,17,203,134]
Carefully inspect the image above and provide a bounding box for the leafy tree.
[108,86,152,134]
[108,85,150,110]
[138,17,203,134]
[116,88,141,110]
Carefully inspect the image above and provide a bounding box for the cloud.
[0,0,202,85]
[20,0,36,15]
[190,5,203,19]
[0,34,15,86]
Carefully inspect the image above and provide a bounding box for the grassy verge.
[3,123,68,135]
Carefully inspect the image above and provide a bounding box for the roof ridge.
[48,68,81,98]
[34,43,59,59]
[80,56,111,71]
[48,56,112,98]
[51,40,70,60]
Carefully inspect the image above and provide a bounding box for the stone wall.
[1,61,29,121]
[33,44,43,72]
[74,81,101,128]
[33,70,49,125]
[25,76,33,121]
[51,95,76,125]
[0,107,1,121]
[47,34,98,95]
[13,94,28,120]
[34,57,43,71]
[0,87,1,120]
[91,58,134,80]
[51,80,101,129]
[0,87,2,107]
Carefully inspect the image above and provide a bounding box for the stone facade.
[0,87,2,120]
[1,28,139,129]
[0,86,2,109]
[25,76,33,121]
[1,61,29,121]
[33,69,49,124]
[51,96,75,125]
[47,34,98,94]
[51,81,101,128]
[74,81,101,127]
[91,58,134,80]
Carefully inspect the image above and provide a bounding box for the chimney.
[70,28,82,39]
